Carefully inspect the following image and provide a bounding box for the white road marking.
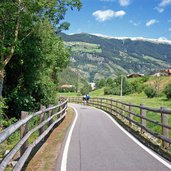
[60,106,78,171]
[97,108,171,170]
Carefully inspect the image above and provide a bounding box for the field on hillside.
[65,41,102,53]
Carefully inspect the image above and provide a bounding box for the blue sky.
[63,0,171,40]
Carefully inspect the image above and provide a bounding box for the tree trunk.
[0,0,21,97]
[0,69,4,97]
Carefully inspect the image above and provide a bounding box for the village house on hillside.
[59,84,75,92]
[153,69,171,76]
[89,82,96,90]
[127,73,144,78]
[60,84,73,88]
[160,69,171,76]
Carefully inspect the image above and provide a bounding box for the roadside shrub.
[129,80,145,94]
[144,87,156,98]
[80,84,91,95]
[140,76,149,83]
[163,83,171,99]
[104,87,120,95]
[0,98,17,128]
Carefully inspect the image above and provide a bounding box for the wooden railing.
[0,99,68,171]
[68,97,171,150]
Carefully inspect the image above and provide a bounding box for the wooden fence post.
[128,103,133,126]
[140,104,146,134]
[105,98,107,111]
[161,107,169,149]
[20,111,28,156]
[39,105,46,136]
[116,100,118,117]
[98,98,100,109]
[48,105,53,127]
[100,98,102,110]
[122,104,125,120]
[110,99,113,114]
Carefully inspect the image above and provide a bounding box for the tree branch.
[4,0,21,66]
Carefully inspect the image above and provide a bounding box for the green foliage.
[106,78,114,87]
[1,1,82,118]
[103,75,132,96]
[0,98,17,128]
[129,80,145,94]
[104,86,120,95]
[3,20,69,118]
[144,87,157,98]
[140,76,150,83]
[163,83,171,99]
[96,79,106,88]
[0,98,7,127]
[0,98,7,118]
[80,83,92,95]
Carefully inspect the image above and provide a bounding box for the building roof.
[60,84,73,88]
[160,69,171,74]
[127,73,144,78]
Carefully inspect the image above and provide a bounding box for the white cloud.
[146,19,158,27]
[93,10,126,22]
[119,0,131,6]
[159,0,171,7]
[129,20,140,26]
[154,6,164,13]
[155,0,171,13]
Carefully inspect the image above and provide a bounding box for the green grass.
[89,88,104,96]
[59,88,171,110]
[65,41,102,53]
[108,93,171,110]
[90,88,171,109]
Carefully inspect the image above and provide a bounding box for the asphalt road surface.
[56,103,171,171]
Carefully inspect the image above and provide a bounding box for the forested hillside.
[60,33,171,81]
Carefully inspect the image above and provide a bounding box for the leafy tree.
[129,79,144,94]
[0,0,82,97]
[1,0,82,117]
[3,19,71,117]
[115,75,131,95]
[106,78,114,87]
[163,83,171,99]
[103,75,131,96]
[144,87,156,98]
[80,83,91,95]
[96,79,106,88]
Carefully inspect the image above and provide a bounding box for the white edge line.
[60,106,78,171]
[96,108,171,169]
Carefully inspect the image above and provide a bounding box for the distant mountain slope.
[59,32,171,81]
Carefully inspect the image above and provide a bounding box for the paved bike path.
[56,104,171,171]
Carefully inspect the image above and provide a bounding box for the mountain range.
[59,32,171,82]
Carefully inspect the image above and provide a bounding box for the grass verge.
[24,107,74,171]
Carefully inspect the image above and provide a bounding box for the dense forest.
[0,0,82,126]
